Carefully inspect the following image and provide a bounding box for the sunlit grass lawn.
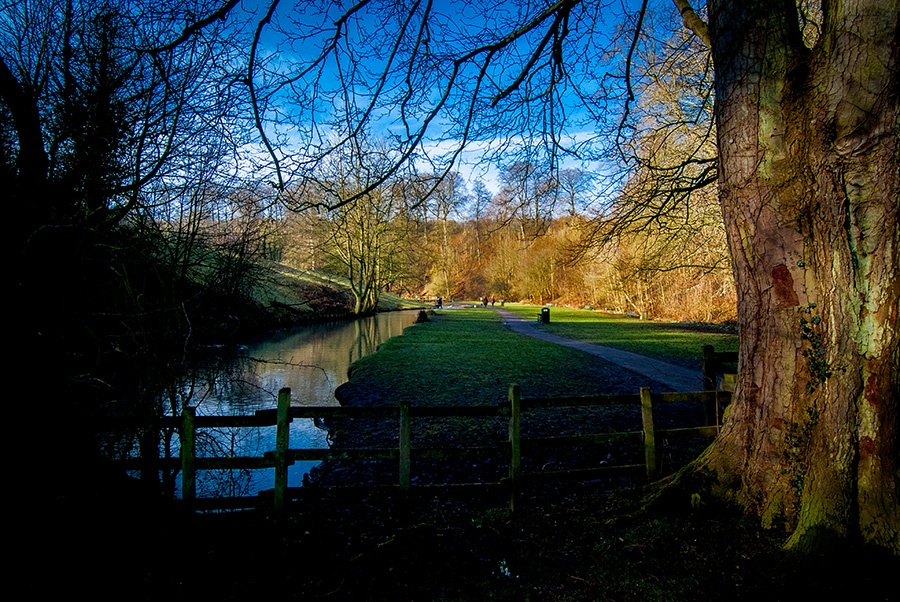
[499,303,739,367]
[343,304,738,409]
[346,308,631,404]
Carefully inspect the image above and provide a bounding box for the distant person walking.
[436,296,443,309]
[490,296,496,307]
[482,296,488,307]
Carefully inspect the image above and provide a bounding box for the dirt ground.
[124,457,894,602]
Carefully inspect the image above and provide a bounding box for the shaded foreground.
[42,309,896,600]
[45,475,896,601]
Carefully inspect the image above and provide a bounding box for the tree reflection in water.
[108,311,419,500]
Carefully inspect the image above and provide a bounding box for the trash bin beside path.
[539,307,550,324]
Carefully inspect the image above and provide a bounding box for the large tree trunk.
[694,0,899,553]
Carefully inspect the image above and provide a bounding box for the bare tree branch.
[617,0,649,154]
[150,0,242,55]
[671,0,711,48]
[249,0,284,191]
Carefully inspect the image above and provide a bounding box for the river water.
[176,310,420,499]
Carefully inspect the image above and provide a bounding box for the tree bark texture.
[698,0,898,552]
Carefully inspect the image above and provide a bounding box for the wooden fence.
[140,394,730,515]
[111,346,738,517]
[701,344,738,421]
[702,345,738,390]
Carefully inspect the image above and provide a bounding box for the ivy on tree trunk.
[681,0,899,553]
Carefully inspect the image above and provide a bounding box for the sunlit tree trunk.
[689,0,898,553]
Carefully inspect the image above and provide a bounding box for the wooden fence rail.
[108,346,737,516]
[153,389,733,516]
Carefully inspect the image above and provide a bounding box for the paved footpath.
[493,308,703,392]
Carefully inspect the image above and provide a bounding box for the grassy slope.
[251,260,427,317]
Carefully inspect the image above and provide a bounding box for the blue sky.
[240,0,664,196]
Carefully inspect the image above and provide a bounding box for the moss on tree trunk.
[685,0,899,553]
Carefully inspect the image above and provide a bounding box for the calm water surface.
[180,310,420,498]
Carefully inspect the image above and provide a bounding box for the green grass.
[343,308,639,405]
[500,303,738,367]
[342,305,738,408]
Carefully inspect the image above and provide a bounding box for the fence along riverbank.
[113,347,734,516]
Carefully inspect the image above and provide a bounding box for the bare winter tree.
[244,0,897,553]
[3,0,261,494]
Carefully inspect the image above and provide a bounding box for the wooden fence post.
[640,387,657,480]
[274,388,291,519]
[181,406,196,505]
[715,391,723,434]
[508,384,522,512]
[702,345,716,391]
[399,399,411,490]
[701,345,718,426]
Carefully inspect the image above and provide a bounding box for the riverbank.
[313,306,709,487]
[199,261,429,344]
